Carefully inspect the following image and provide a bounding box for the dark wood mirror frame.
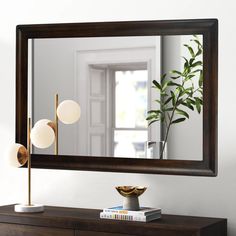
[16,19,218,176]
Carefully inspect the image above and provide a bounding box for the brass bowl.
[115,186,147,197]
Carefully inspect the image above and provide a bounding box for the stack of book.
[100,206,161,222]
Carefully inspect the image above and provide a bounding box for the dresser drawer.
[0,223,74,236]
[77,230,136,236]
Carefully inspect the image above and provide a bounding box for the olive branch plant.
[146,35,203,159]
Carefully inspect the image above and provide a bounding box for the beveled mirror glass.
[16,19,218,176]
[30,35,203,161]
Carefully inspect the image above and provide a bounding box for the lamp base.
[14,204,44,213]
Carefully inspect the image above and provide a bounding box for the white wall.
[0,0,235,235]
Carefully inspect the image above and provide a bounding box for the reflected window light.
[114,69,148,158]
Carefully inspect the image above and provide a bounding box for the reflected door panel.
[88,67,106,156]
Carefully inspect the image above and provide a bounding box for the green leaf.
[191,39,202,47]
[195,99,201,113]
[162,80,170,91]
[184,91,193,96]
[184,74,195,82]
[182,57,189,68]
[185,87,193,91]
[171,91,176,106]
[174,87,181,96]
[164,96,172,105]
[171,118,186,124]
[146,114,158,120]
[186,98,196,105]
[176,108,189,119]
[182,56,188,63]
[183,66,191,75]
[161,73,167,82]
[155,99,161,104]
[176,98,183,106]
[196,48,202,57]
[191,69,202,73]
[148,119,159,126]
[184,87,194,95]
[198,88,203,95]
[184,44,195,58]
[199,71,203,87]
[171,76,181,80]
[191,61,202,67]
[152,80,162,90]
[195,97,203,105]
[189,58,195,65]
[147,110,161,114]
[181,101,194,111]
[168,81,181,87]
[161,92,167,97]
[171,70,182,76]
[164,107,174,112]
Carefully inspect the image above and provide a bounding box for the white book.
[100,212,161,222]
[103,206,161,216]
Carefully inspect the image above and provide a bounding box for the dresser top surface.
[0,205,226,233]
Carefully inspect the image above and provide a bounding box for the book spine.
[103,209,161,216]
[100,212,148,222]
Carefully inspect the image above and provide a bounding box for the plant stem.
[160,82,184,159]
[160,108,175,159]
[160,80,202,159]
[182,87,201,103]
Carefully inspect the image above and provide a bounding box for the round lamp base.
[14,204,44,213]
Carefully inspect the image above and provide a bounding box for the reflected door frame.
[87,64,150,157]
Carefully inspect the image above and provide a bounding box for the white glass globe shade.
[34,119,55,132]
[7,143,28,167]
[57,100,81,124]
[30,124,55,149]
[34,119,52,127]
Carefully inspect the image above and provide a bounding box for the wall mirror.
[16,19,218,176]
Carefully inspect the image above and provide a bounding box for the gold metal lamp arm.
[54,94,58,155]
[14,117,44,213]
[27,117,31,206]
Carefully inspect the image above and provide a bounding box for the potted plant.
[146,35,203,159]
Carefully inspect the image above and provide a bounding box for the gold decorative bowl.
[115,186,147,210]
[116,186,147,197]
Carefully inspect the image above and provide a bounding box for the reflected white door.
[87,67,107,156]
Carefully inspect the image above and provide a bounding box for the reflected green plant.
[146,35,203,159]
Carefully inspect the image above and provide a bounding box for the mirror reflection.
[29,35,203,160]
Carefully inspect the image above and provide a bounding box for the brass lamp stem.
[27,118,31,206]
[54,94,58,155]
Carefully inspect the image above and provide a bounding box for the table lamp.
[8,118,54,213]
[8,94,81,213]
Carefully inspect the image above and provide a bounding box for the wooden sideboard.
[0,205,227,236]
